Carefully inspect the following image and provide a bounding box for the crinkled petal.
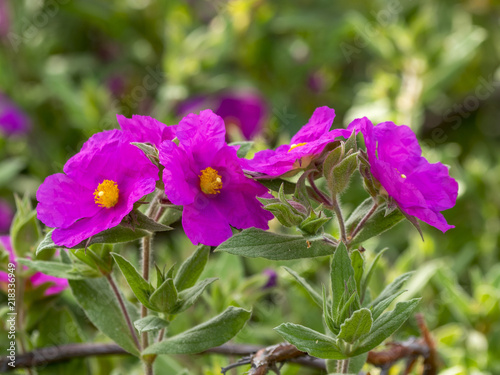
[159,141,198,205]
[176,109,226,163]
[182,203,233,246]
[51,205,127,248]
[36,173,98,229]
[290,106,335,144]
[117,114,176,146]
[403,206,454,233]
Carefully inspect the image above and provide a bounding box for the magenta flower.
[158,109,273,246]
[358,119,458,232]
[36,130,159,248]
[242,106,354,177]
[116,114,176,147]
[0,93,31,136]
[0,236,68,296]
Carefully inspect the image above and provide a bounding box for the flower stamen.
[94,179,119,208]
[199,167,223,195]
[288,142,307,152]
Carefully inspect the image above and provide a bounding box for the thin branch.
[307,174,332,206]
[348,201,378,242]
[1,319,438,374]
[105,274,141,350]
[0,344,128,372]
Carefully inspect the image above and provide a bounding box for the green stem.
[141,234,153,375]
[341,358,350,373]
[105,274,141,350]
[331,196,346,243]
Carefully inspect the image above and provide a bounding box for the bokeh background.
[1,0,499,374]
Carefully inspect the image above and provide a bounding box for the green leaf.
[216,228,335,260]
[258,178,297,194]
[68,277,140,356]
[346,201,404,247]
[353,299,420,356]
[134,316,169,334]
[36,230,57,255]
[371,290,406,320]
[111,253,155,310]
[172,278,218,314]
[327,152,358,195]
[274,323,346,360]
[360,248,387,304]
[370,272,413,309]
[283,266,322,308]
[351,250,364,295]
[323,286,336,335]
[131,209,173,233]
[229,141,254,158]
[11,195,41,257]
[338,308,373,344]
[298,215,330,235]
[331,243,355,318]
[150,278,178,313]
[143,306,251,355]
[17,258,100,279]
[323,144,344,179]
[159,207,183,226]
[174,245,210,291]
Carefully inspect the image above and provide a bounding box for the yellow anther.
[401,173,407,179]
[288,142,307,152]
[199,167,223,195]
[93,180,119,208]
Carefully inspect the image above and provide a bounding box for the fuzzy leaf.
[353,299,420,356]
[274,323,346,360]
[134,316,169,334]
[150,278,178,313]
[216,228,335,260]
[143,306,251,355]
[331,243,355,318]
[174,245,210,291]
[111,253,155,310]
[338,308,373,344]
[68,277,140,356]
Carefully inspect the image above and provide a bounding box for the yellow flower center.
[199,167,223,195]
[288,142,307,152]
[401,173,407,179]
[93,179,119,208]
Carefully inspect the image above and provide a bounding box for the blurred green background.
[1,0,499,374]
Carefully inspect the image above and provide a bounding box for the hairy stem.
[141,234,153,375]
[331,197,346,243]
[348,201,379,243]
[106,274,141,350]
[307,174,333,206]
[341,358,350,373]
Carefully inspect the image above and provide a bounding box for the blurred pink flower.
[0,236,68,296]
[177,91,268,140]
[0,93,31,136]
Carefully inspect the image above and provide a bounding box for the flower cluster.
[36,104,458,249]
